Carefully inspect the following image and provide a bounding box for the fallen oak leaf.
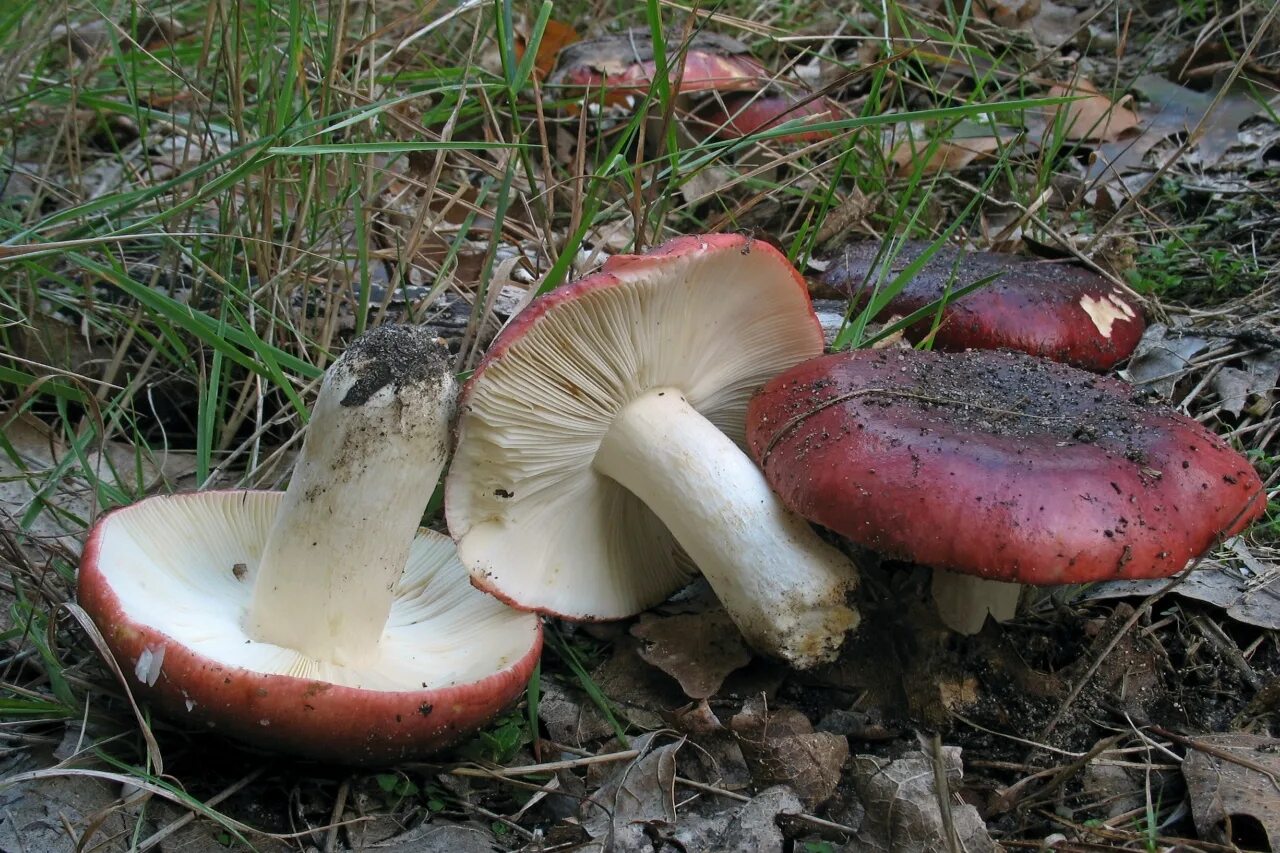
[1044,77,1140,142]
[890,132,1014,175]
[1086,72,1273,188]
[514,18,579,83]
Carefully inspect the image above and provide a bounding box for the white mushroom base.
[930,571,1023,635]
[93,491,539,691]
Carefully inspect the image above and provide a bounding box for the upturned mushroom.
[747,348,1265,634]
[821,240,1146,372]
[79,326,541,763]
[447,234,860,668]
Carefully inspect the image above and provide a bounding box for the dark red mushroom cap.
[820,240,1146,372]
[696,93,839,142]
[747,349,1265,585]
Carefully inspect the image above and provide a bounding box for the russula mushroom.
[549,30,767,111]
[746,348,1266,634]
[78,326,541,763]
[821,240,1146,371]
[447,234,860,668]
[696,93,839,142]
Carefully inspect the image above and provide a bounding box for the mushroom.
[746,348,1266,634]
[78,326,541,762]
[446,234,860,668]
[821,240,1146,371]
[549,30,767,112]
[695,93,839,143]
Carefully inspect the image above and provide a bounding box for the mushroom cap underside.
[78,490,541,764]
[446,233,825,619]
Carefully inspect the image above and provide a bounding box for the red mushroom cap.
[695,93,839,142]
[549,31,767,107]
[821,240,1146,372]
[747,349,1265,585]
[79,491,542,764]
[705,94,838,141]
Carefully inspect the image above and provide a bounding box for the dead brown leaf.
[729,698,848,809]
[1181,733,1280,850]
[849,748,998,853]
[631,609,753,699]
[1046,77,1140,142]
[515,19,579,82]
[581,735,682,852]
[890,133,1010,175]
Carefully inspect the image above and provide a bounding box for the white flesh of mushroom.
[449,241,859,668]
[594,387,858,664]
[930,571,1023,635]
[96,491,536,690]
[247,330,455,663]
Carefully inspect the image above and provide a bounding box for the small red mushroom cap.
[696,94,839,142]
[747,349,1265,585]
[78,491,541,764]
[821,241,1146,372]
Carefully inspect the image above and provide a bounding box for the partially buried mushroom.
[821,240,1145,372]
[747,348,1266,634]
[79,326,541,763]
[695,93,839,143]
[447,234,860,669]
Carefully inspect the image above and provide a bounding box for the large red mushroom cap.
[79,491,542,764]
[821,240,1146,372]
[747,349,1265,587]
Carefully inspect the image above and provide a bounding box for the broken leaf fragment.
[631,608,753,699]
[1182,732,1280,850]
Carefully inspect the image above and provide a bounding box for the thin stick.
[136,769,264,852]
[674,776,856,835]
[446,749,642,778]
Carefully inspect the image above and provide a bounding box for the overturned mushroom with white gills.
[79,325,541,763]
[447,234,860,669]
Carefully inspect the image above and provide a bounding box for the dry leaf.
[1046,77,1140,142]
[581,735,682,852]
[729,698,848,808]
[1182,733,1280,850]
[515,19,579,82]
[709,786,803,853]
[850,748,998,853]
[631,609,753,699]
[891,134,1008,175]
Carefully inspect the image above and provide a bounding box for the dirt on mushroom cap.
[747,349,1266,586]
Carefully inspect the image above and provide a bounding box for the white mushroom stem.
[930,572,1022,635]
[593,387,859,668]
[247,327,456,665]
